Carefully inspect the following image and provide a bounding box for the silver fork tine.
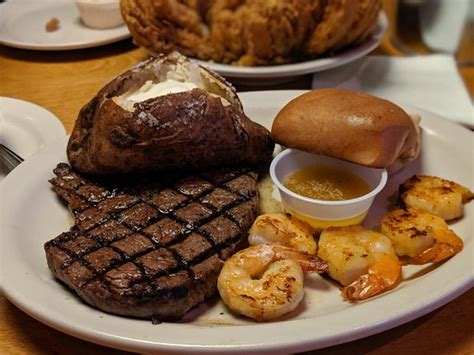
[1,143,24,162]
[0,108,24,171]
[0,143,24,172]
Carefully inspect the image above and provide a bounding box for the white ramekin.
[75,0,124,29]
[270,149,388,231]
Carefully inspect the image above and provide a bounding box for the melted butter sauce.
[284,165,370,201]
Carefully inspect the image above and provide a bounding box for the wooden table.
[1,5,473,355]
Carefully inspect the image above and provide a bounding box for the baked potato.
[67,52,274,174]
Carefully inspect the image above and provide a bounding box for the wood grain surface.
[1,2,473,354]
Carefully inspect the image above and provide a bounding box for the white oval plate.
[193,13,387,80]
[1,91,472,354]
[0,0,130,51]
[0,96,66,180]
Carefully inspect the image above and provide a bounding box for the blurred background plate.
[0,0,130,51]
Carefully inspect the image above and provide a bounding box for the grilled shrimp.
[381,209,463,264]
[400,175,473,220]
[217,244,327,321]
[248,213,317,254]
[318,225,401,302]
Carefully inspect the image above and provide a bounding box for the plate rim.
[0,0,131,51]
[1,91,473,353]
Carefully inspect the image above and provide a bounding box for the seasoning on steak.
[45,163,259,320]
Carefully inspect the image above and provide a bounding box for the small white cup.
[75,0,124,29]
[270,149,388,231]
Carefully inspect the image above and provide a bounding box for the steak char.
[45,163,259,320]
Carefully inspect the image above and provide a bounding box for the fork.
[0,143,24,171]
[0,109,24,173]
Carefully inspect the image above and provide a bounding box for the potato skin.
[67,87,274,175]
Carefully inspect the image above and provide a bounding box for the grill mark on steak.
[45,163,259,319]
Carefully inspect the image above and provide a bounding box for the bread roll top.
[271,89,419,168]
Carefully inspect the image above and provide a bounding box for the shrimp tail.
[298,255,328,273]
[404,241,463,265]
[272,245,327,273]
[342,273,400,302]
[462,190,474,203]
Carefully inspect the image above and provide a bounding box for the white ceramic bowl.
[75,0,124,29]
[270,149,388,230]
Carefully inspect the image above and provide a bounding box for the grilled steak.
[45,163,259,320]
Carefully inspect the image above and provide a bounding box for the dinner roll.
[271,89,420,169]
